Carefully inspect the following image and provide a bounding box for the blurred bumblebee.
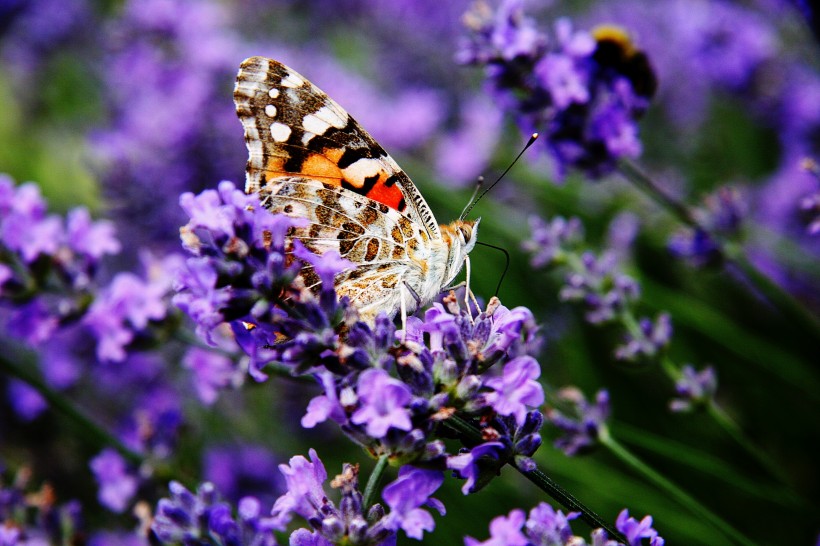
[591,25,658,100]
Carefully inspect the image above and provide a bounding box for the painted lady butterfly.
[233,57,479,325]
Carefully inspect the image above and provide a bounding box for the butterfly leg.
[399,275,408,342]
[462,255,481,320]
[399,280,422,342]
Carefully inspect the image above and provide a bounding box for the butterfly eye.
[458,224,473,242]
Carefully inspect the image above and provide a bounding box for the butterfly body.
[234,56,478,323]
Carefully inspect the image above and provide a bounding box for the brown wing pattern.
[234,56,441,240]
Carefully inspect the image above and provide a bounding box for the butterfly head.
[441,218,480,286]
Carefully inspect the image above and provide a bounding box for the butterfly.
[233,56,478,325]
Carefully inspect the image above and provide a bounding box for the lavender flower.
[459,2,656,178]
[799,158,820,235]
[151,481,280,545]
[90,0,246,252]
[668,187,747,267]
[613,313,672,363]
[615,509,665,546]
[466,502,665,546]
[270,449,443,543]
[381,466,446,539]
[669,365,717,413]
[204,444,282,505]
[89,449,139,513]
[559,251,640,324]
[173,181,356,376]
[525,213,672,363]
[546,388,610,456]
[522,215,584,269]
[182,346,245,405]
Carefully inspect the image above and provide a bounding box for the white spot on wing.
[313,105,348,129]
[265,104,277,117]
[268,88,280,99]
[280,71,304,88]
[270,122,292,142]
[302,131,317,145]
[302,113,330,135]
[341,158,383,184]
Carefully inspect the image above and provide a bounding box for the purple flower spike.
[382,466,445,540]
[350,368,414,438]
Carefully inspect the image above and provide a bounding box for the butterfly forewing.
[234,56,441,240]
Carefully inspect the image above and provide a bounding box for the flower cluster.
[545,387,611,456]
[174,183,545,494]
[152,449,446,545]
[458,0,656,177]
[90,0,247,252]
[465,503,664,546]
[523,213,671,363]
[668,186,747,267]
[0,175,120,345]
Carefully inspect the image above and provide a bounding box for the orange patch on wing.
[263,154,343,184]
[364,173,404,211]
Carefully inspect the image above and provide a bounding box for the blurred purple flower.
[559,251,640,324]
[669,365,718,413]
[152,481,281,544]
[0,0,91,78]
[547,387,610,456]
[460,4,656,178]
[467,500,664,546]
[6,379,47,421]
[83,271,169,362]
[525,502,580,544]
[89,449,138,513]
[91,0,247,251]
[182,347,243,405]
[522,215,584,268]
[203,444,281,505]
[614,312,672,362]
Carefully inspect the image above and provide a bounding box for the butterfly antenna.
[475,241,510,297]
[460,176,485,219]
[460,132,539,221]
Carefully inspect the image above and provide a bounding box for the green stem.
[363,454,390,510]
[0,351,143,465]
[617,160,698,228]
[601,432,755,546]
[446,416,625,541]
[658,356,793,488]
[706,402,792,487]
[517,465,626,542]
[617,159,820,342]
